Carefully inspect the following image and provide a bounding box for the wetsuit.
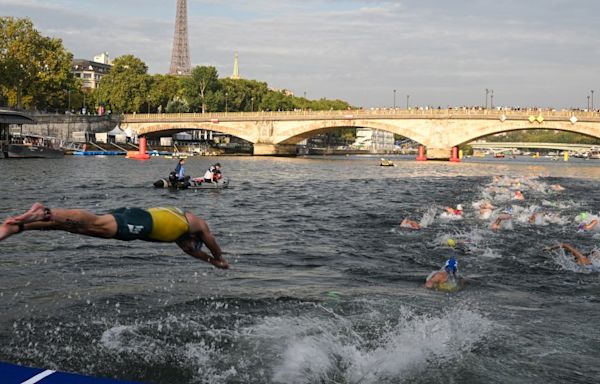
[112,207,190,242]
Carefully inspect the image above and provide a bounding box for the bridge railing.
[122,108,600,122]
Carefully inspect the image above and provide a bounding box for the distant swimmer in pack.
[425,257,464,292]
[444,204,463,216]
[0,203,229,269]
[546,242,599,266]
[575,212,599,232]
[400,218,421,230]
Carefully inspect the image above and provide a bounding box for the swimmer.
[490,213,512,231]
[0,202,229,269]
[578,219,599,232]
[546,242,596,266]
[550,184,565,191]
[478,201,494,220]
[513,190,524,201]
[444,204,463,216]
[425,257,464,291]
[529,211,546,226]
[446,237,470,253]
[400,218,421,230]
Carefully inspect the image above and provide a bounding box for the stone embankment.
[10,114,119,141]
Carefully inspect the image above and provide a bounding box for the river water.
[0,155,599,384]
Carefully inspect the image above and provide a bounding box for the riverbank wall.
[9,114,120,141]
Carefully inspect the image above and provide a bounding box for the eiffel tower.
[169,0,191,75]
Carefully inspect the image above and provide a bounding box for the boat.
[379,158,396,166]
[2,132,65,158]
[154,176,229,190]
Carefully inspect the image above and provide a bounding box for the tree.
[0,17,77,111]
[260,90,294,111]
[96,55,151,113]
[148,74,181,113]
[182,66,220,113]
[218,78,271,112]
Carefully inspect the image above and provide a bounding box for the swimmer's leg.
[1,206,117,241]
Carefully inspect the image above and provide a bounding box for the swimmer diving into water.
[0,203,229,269]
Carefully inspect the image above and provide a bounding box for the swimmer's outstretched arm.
[180,213,229,269]
[546,242,590,265]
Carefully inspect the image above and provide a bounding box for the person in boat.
[0,203,229,269]
[546,242,597,266]
[425,257,463,291]
[445,204,463,216]
[400,218,421,230]
[202,163,222,183]
[174,159,188,181]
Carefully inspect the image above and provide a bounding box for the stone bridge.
[121,109,600,159]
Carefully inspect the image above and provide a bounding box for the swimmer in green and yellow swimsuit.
[0,203,228,269]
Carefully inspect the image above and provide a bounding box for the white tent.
[173,132,193,141]
[106,125,126,136]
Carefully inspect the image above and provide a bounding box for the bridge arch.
[450,121,600,147]
[129,122,257,143]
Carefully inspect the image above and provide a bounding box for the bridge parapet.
[123,108,600,123]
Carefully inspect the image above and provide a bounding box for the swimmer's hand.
[544,243,563,251]
[210,257,230,269]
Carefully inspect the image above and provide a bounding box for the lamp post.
[587,95,591,110]
[490,89,494,109]
[393,89,397,109]
[406,94,410,109]
[251,97,254,112]
[591,90,595,110]
[82,92,86,114]
[485,88,489,109]
[225,92,228,112]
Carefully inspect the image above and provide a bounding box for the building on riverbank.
[72,53,112,90]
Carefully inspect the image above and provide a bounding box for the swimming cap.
[456,204,463,211]
[503,207,513,214]
[578,212,589,221]
[444,257,458,273]
[447,238,457,247]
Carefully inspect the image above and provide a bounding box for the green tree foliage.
[148,74,181,113]
[182,66,220,113]
[0,17,77,111]
[219,78,262,112]
[260,90,294,111]
[96,55,150,113]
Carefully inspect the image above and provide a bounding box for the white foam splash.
[263,307,492,384]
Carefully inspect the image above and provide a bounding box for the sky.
[2,0,600,109]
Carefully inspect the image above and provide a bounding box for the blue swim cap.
[444,257,458,273]
[503,207,513,214]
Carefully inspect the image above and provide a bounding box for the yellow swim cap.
[447,238,456,247]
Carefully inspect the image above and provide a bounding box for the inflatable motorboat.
[154,176,229,190]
